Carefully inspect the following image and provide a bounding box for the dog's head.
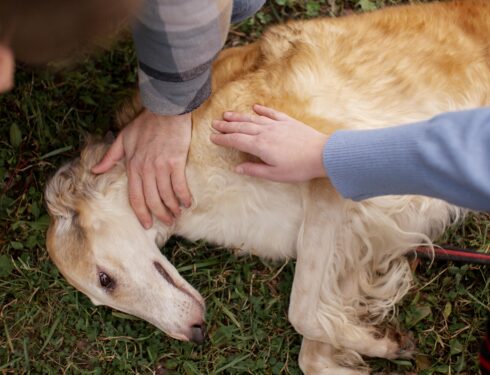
[44,141,206,343]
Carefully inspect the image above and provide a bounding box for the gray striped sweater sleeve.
[132,0,232,115]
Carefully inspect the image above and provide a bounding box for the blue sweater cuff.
[323,125,433,201]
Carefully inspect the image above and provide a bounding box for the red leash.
[416,245,490,265]
[415,245,490,374]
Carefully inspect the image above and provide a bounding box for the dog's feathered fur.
[45,1,490,373]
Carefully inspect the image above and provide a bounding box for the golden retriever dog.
[45,1,489,373]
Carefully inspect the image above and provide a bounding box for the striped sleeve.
[132,0,232,115]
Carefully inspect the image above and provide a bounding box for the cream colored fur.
[45,1,490,373]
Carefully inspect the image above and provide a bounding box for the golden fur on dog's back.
[45,1,489,373]
[205,0,490,124]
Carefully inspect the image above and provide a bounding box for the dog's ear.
[45,162,92,277]
[79,140,112,172]
[78,140,126,196]
[44,160,82,221]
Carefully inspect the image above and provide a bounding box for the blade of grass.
[215,353,252,373]
[38,313,62,354]
[38,145,73,160]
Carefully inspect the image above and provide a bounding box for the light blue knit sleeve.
[323,108,490,211]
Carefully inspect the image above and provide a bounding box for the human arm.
[132,0,232,115]
[93,0,232,229]
[212,105,490,212]
[324,107,490,211]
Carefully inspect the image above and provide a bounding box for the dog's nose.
[190,323,206,344]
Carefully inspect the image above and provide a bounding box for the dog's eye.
[99,272,114,289]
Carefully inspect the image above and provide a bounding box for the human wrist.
[144,110,192,127]
[311,134,329,179]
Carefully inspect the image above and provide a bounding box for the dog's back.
[198,0,490,137]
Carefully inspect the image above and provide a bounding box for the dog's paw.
[386,328,416,359]
[372,327,416,359]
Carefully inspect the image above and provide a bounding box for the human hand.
[210,104,328,182]
[92,110,192,229]
[0,45,14,93]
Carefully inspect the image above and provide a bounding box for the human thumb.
[92,135,124,174]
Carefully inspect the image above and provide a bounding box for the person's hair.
[0,0,141,64]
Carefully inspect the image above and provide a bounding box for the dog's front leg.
[289,182,416,362]
[288,181,346,342]
[299,338,369,375]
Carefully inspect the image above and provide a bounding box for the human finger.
[92,134,125,174]
[127,165,152,229]
[235,162,277,180]
[170,165,192,209]
[210,133,259,155]
[156,172,181,217]
[253,104,290,121]
[212,120,261,135]
[0,45,15,92]
[222,111,270,125]
[142,171,174,225]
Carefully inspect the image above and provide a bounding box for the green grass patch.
[0,1,488,374]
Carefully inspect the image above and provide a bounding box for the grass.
[0,0,489,374]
